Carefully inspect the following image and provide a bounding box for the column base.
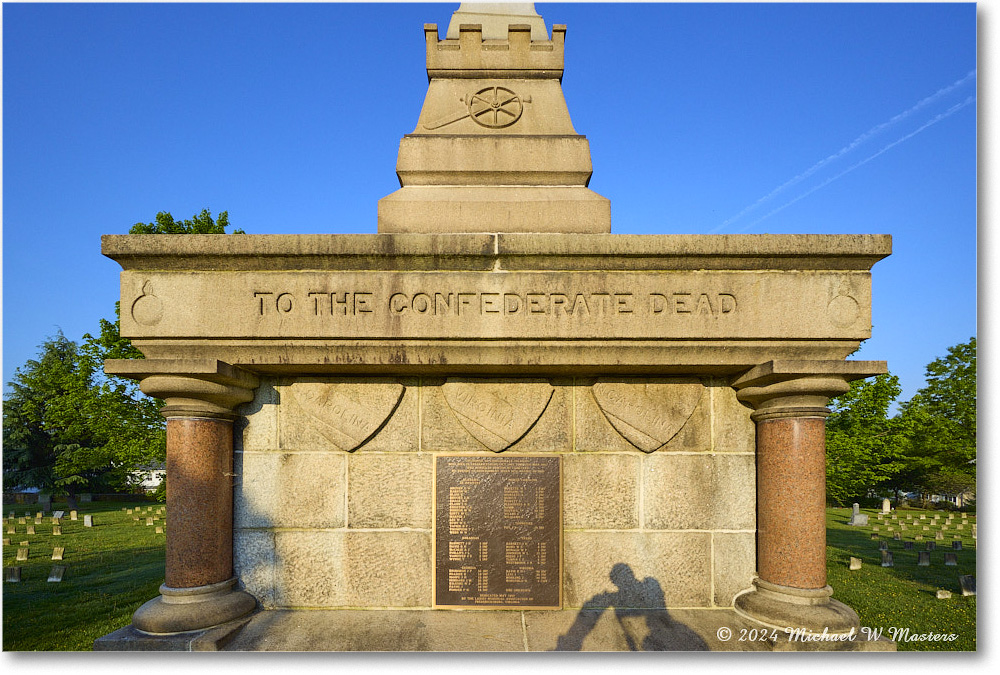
[733,579,860,635]
[132,577,258,635]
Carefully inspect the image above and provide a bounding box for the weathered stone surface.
[422,379,568,452]
[234,452,346,529]
[563,454,639,529]
[279,379,409,452]
[643,454,756,531]
[347,454,432,529]
[713,532,755,607]
[234,377,278,453]
[234,530,275,608]
[440,379,553,451]
[274,531,432,608]
[592,379,705,452]
[710,382,755,453]
[563,532,712,608]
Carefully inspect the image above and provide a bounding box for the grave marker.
[944,553,957,566]
[53,510,64,519]
[52,525,62,536]
[877,540,888,550]
[26,525,35,535]
[917,551,930,566]
[155,526,164,534]
[4,567,21,583]
[959,576,976,596]
[956,524,964,530]
[893,532,901,540]
[881,498,891,513]
[146,517,155,526]
[847,503,868,526]
[849,557,862,570]
[16,547,28,561]
[5,527,14,535]
[926,542,936,551]
[936,590,952,600]
[880,550,893,567]
[870,533,878,540]
[2,538,8,546]
[48,565,66,582]
[17,518,25,525]
[19,541,29,546]
[52,547,64,561]
[70,510,78,521]
[935,531,943,540]
[83,515,93,527]
[903,541,914,550]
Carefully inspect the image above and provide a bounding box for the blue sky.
[2,2,978,410]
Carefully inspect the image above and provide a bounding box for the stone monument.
[95,4,891,652]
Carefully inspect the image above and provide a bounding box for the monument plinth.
[96,4,892,652]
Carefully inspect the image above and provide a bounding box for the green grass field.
[2,500,165,650]
[3,502,977,651]
[827,507,976,651]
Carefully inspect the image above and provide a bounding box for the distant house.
[132,464,166,492]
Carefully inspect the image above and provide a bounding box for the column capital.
[732,360,886,420]
[105,358,259,419]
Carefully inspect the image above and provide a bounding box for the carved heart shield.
[442,380,553,452]
[592,380,704,453]
[286,382,405,451]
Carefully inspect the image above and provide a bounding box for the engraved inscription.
[441,380,553,452]
[592,380,704,453]
[435,455,561,609]
[285,382,404,451]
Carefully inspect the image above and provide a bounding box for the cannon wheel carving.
[468,86,524,128]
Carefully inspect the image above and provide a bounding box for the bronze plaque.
[434,455,561,609]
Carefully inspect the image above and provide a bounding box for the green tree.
[128,208,244,234]
[1,332,160,507]
[896,337,976,500]
[825,373,907,506]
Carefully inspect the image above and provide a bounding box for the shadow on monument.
[554,563,708,651]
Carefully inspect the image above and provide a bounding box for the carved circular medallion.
[468,86,524,129]
[131,281,163,326]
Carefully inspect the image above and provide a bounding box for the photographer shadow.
[554,563,708,651]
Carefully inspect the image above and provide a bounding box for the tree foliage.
[825,373,907,506]
[128,208,244,234]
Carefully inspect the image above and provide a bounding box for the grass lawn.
[3,503,977,651]
[827,506,976,651]
[2,499,165,651]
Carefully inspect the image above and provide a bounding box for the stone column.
[731,361,883,635]
[107,360,259,634]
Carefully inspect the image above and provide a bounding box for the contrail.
[734,94,976,232]
[712,69,977,232]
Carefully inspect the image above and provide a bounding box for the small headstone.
[903,541,914,550]
[19,541,29,546]
[917,551,931,566]
[972,524,977,539]
[35,511,43,519]
[926,542,936,551]
[944,553,958,566]
[52,525,62,536]
[881,550,893,567]
[50,517,60,525]
[891,514,898,520]
[83,515,93,527]
[52,547,64,561]
[881,498,891,513]
[16,547,29,561]
[870,533,878,540]
[849,557,862,570]
[133,516,140,522]
[878,540,888,550]
[70,510,78,521]
[126,509,133,515]
[919,514,926,520]
[959,575,976,596]
[47,565,66,582]
[893,532,901,540]
[155,526,163,534]
[922,525,929,531]
[4,567,21,583]
[899,524,907,530]
[17,518,25,525]
[873,526,879,532]
[936,590,952,600]
[886,526,894,532]
[956,524,964,530]
[5,527,14,535]
[935,531,944,540]
[146,517,155,526]
[2,538,8,546]
[52,510,64,519]
[26,525,35,535]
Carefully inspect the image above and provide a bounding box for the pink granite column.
[128,370,259,634]
[732,363,863,635]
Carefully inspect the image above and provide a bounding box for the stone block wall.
[233,377,756,610]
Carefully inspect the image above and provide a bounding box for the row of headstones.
[4,542,68,583]
[870,531,972,545]
[866,549,963,566]
[874,538,964,551]
[848,557,975,599]
[849,503,974,534]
